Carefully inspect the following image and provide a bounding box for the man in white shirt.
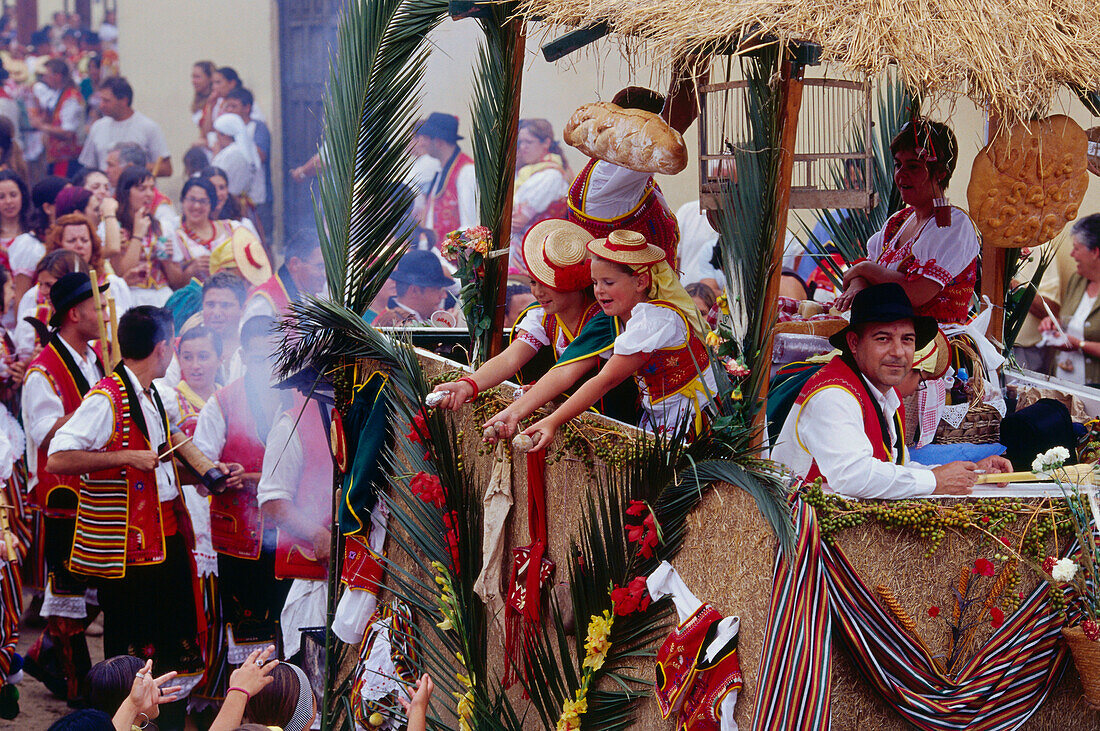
[415,112,477,244]
[772,283,1010,499]
[78,77,172,178]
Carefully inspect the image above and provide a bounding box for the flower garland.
[441,225,495,363]
[557,609,614,731]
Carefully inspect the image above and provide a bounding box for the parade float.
[275,0,1100,728]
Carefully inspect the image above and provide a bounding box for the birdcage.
[698,76,875,210]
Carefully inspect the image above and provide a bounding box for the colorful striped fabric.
[68,476,129,579]
[752,498,1070,730]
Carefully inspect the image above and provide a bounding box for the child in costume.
[432,218,606,409]
[486,229,715,448]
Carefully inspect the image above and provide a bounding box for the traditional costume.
[418,113,477,243]
[193,376,290,696]
[43,85,84,177]
[242,263,300,323]
[567,159,680,266]
[124,228,174,307]
[771,283,940,500]
[21,290,104,702]
[509,152,569,271]
[256,392,335,658]
[557,231,714,434]
[51,365,205,698]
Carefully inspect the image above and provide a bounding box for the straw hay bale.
[514,0,1100,122]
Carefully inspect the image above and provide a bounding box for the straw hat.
[586,230,664,268]
[913,329,951,380]
[209,226,272,286]
[521,219,592,291]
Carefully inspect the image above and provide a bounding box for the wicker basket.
[934,335,1001,445]
[1063,625,1100,708]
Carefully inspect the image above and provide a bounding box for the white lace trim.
[40,580,87,619]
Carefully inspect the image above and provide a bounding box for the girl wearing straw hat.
[485,229,715,449]
[431,218,611,411]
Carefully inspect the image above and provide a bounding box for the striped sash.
[752,498,1070,730]
[68,475,129,579]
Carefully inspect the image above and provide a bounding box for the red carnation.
[1041,556,1056,574]
[406,409,428,445]
[973,558,995,577]
[610,576,651,616]
[928,606,940,618]
[1083,619,1100,641]
[989,606,1005,629]
[410,471,446,508]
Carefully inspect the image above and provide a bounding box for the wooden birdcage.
[699,76,875,210]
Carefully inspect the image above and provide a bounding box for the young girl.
[486,230,715,449]
[431,219,607,409]
[172,326,223,435]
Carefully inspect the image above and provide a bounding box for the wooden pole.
[756,56,806,430]
[487,20,526,360]
[980,110,1007,342]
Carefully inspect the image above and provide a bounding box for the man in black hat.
[415,112,478,243]
[20,272,107,701]
[772,283,1009,499]
[374,249,455,326]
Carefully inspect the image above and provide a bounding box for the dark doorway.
[277,0,340,246]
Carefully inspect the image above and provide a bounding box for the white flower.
[1052,558,1078,583]
[1032,446,1071,474]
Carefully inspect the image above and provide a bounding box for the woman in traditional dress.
[833,118,979,326]
[165,178,238,289]
[111,166,174,306]
[0,171,35,298]
[509,119,571,271]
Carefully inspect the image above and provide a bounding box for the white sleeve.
[47,392,115,454]
[513,306,548,350]
[59,96,83,132]
[613,303,687,355]
[257,414,302,506]
[78,121,102,168]
[865,227,885,262]
[153,381,182,427]
[457,164,479,229]
[8,235,45,278]
[21,369,65,446]
[909,209,980,286]
[193,397,227,462]
[792,387,936,499]
[583,161,653,220]
[514,169,567,214]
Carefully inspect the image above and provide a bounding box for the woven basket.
[934,335,1001,445]
[1063,625,1100,708]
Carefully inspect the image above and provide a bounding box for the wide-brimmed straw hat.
[208,226,272,286]
[522,219,592,291]
[912,329,951,379]
[586,230,664,268]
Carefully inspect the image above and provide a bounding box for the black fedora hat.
[49,272,106,327]
[391,250,454,289]
[416,112,462,143]
[828,282,937,351]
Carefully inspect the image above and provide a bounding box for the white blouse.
[866,207,979,287]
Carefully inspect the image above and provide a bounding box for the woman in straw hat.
[485,229,715,448]
[432,219,609,410]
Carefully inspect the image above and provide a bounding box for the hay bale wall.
[378,353,1100,728]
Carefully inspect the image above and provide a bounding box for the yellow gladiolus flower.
[705,331,721,348]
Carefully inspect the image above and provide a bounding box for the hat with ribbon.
[828,282,938,352]
[209,225,272,286]
[522,219,592,291]
[391,250,454,289]
[586,229,664,270]
[416,112,463,143]
[49,272,106,327]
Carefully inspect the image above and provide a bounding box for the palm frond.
[1003,239,1060,354]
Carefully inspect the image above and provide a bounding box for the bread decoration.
[967,115,1088,249]
[564,102,688,175]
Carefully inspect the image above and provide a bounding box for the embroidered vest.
[45,86,83,163]
[567,158,680,266]
[655,603,723,719]
[876,207,978,324]
[273,397,334,580]
[69,372,191,579]
[430,151,474,242]
[26,339,99,515]
[676,622,743,731]
[792,357,904,484]
[248,271,292,317]
[635,301,711,404]
[210,379,267,560]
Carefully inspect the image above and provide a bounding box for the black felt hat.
[828,282,937,351]
[391,250,454,289]
[49,272,106,327]
[416,112,462,143]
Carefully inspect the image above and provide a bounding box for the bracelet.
[458,376,479,402]
[227,686,251,699]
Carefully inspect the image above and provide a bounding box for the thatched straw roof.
[515,0,1100,121]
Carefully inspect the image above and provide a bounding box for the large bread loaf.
[563,102,688,175]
